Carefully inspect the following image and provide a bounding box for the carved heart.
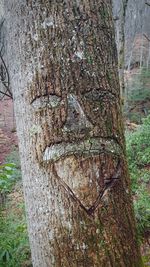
[54,155,101,209]
[52,155,121,215]
[43,137,122,214]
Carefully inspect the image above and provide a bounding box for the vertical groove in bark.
[5,0,143,266]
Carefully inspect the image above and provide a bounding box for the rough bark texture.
[5,1,142,266]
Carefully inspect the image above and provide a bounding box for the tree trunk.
[5,0,142,266]
[112,0,128,99]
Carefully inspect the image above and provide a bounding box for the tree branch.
[0,19,13,100]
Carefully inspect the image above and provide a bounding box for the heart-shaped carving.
[43,138,122,215]
[54,155,102,209]
[51,154,121,215]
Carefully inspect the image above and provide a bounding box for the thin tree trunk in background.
[127,39,135,71]
[5,1,142,266]
[140,27,144,70]
[147,41,150,70]
[118,0,128,99]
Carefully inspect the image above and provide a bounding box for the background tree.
[0,18,12,99]
[5,0,142,266]
[113,0,128,99]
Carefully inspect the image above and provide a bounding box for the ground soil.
[0,98,18,164]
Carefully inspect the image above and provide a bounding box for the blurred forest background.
[0,1,150,266]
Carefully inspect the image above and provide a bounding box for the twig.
[0,19,13,100]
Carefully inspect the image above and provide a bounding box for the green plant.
[5,149,21,181]
[0,203,31,267]
[5,149,20,168]
[0,163,16,194]
[126,115,150,240]
[126,115,150,167]
[134,189,150,238]
[0,148,31,266]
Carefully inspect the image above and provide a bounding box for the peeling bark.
[5,0,143,266]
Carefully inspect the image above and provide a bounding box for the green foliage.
[0,163,16,194]
[126,115,150,168]
[0,204,31,267]
[134,186,150,237]
[5,148,22,181]
[5,149,20,168]
[126,115,150,238]
[0,149,21,195]
[142,251,150,267]
[0,149,31,266]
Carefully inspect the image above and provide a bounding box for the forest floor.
[0,128,18,164]
[0,98,17,164]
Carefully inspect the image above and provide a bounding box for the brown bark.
[5,0,142,266]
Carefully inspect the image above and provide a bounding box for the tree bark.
[5,0,142,266]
